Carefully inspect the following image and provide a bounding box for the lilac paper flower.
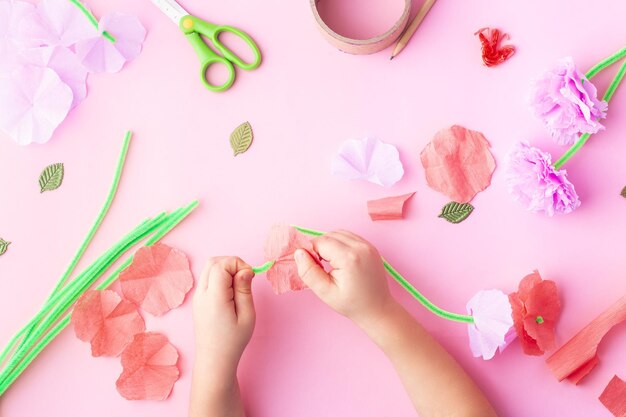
[530,57,607,146]
[466,289,515,360]
[506,142,580,216]
[332,137,404,187]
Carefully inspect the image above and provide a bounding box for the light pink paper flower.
[0,65,72,145]
[0,0,36,72]
[506,142,580,216]
[21,0,96,48]
[74,12,146,73]
[466,289,515,360]
[530,57,607,146]
[332,137,404,187]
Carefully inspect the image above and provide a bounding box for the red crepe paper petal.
[71,290,145,357]
[509,292,543,356]
[265,225,316,294]
[367,192,415,221]
[420,125,496,203]
[116,332,180,401]
[599,375,626,417]
[119,243,194,316]
[475,27,516,67]
[547,295,626,384]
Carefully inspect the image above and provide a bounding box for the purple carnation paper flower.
[530,57,607,146]
[506,142,581,216]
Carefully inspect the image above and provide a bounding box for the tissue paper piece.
[466,289,515,360]
[332,137,404,187]
[119,243,194,316]
[599,375,626,417]
[264,225,315,294]
[367,192,415,221]
[475,27,515,67]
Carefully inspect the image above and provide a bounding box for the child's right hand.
[294,230,396,327]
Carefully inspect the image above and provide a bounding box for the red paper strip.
[546,295,626,384]
[475,27,515,67]
[599,375,626,417]
[367,192,415,221]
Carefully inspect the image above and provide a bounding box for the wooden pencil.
[390,0,438,60]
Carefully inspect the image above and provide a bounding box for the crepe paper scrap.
[332,137,404,187]
[621,186,626,198]
[116,332,180,401]
[74,13,146,73]
[420,125,496,203]
[0,239,10,256]
[438,201,474,224]
[71,290,145,357]
[599,375,626,417]
[0,65,72,145]
[38,162,65,192]
[466,289,515,360]
[119,243,194,316]
[530,57,607,146]
[230,121,253,156]
[546,295,626,384]
[367,192,415,221]
[509,271,560,356]
[474,28,515,67]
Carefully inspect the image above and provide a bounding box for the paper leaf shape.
[0,239,10,256]
[420,125,496,203]
[599,375,626,417]
[367,192,415,221]
[116,332,180,401]
[466,289,515,360]
[71,290,145,357]
[438,202,474,224]
[38,162,64,192]
[621,186,626,198]
[332,137,404,187]
[230,121,253,156]
[119,243,194,316]
[264,225,315,294]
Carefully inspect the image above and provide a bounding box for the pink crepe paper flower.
[74,12,146,73]
[506,142,580,216]
[530,57,607,146]
[332,137,405,187]
[466,289,515,360]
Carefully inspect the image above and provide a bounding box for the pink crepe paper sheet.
[466,289,515,360]
[116,332,180,401]
[71,289,145,357]
[332,137,404,187]
[367,192,415,221]
[599,375,626,417]
[420,125,496,203]
[264,225,316,294]
[119,243,194,316]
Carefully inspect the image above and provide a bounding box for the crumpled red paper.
[367,192,415,221]
[599,375,626,417]
[119,243,194,316]
[264,225,316,294]
[420,125,496,203]
[509,271,560,355]
[71,289,145,357]
[116,332,180,401]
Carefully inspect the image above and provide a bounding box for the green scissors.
[151,0,262,92]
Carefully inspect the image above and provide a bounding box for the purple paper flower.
[466,289,515,360]
[506,142,581,216]
[530,57,607,146]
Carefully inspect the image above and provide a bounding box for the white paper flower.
[466,289,515,360]
[332,137,404,187]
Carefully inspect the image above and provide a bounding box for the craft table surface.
[1,0,625,416]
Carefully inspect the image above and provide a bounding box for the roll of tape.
[310,0,411,55]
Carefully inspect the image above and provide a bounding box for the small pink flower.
[466,289,515,360]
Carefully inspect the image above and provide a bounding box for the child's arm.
[189,257,255,417]
[294,231,498,417]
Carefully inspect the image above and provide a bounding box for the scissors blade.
[150,0,189,25]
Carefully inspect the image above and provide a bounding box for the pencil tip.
[390,55,395,61]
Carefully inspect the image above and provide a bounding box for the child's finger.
[311,235,348,267]
[199,257,228,291]
[295,249,333,298]
[233,269,255,324]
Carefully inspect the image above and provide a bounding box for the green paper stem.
[585,46,626,80]
[68,0,115,42]
[290,226,474,324]
[252,260,275,274]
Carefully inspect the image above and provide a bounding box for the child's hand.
[294,231,395,327]
[193,257,255,371]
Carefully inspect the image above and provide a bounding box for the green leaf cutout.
[621,186,626,198]
[39,163,64,193]
[230,122,253,156]
[0,239,10,256]
[438,202,474,224]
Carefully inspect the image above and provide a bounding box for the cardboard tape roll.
[310,0,411,55]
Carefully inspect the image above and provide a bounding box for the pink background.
[1,0,625,416]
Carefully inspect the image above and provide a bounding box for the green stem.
[585,46,626,80]
[252,260,275,274]
[68,0,115,42]
[290,226,474,324]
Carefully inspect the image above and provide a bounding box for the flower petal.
[332,137,404,187]
[466,289,514,360]
[367,192,415,221]
[264,225,315,294]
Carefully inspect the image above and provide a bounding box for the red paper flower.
[475,27,515,67]
[264,225,316,294]
[509,271,560,355]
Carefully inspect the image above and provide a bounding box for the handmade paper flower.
[264,225,316,294]
[466,289,514,360]
[420,125,496,203]
[116,332,180,401]
[0,0,36,71]
[506,142,580,216]
[509,271,560,356]
[0,65,72,145]
[475,27,515,67]
[367,192,415,221]
[74,12,146,73]
[332,137,404,187]
[119,243,194,316]
[71,290,145,357]
[530,57,607,146]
